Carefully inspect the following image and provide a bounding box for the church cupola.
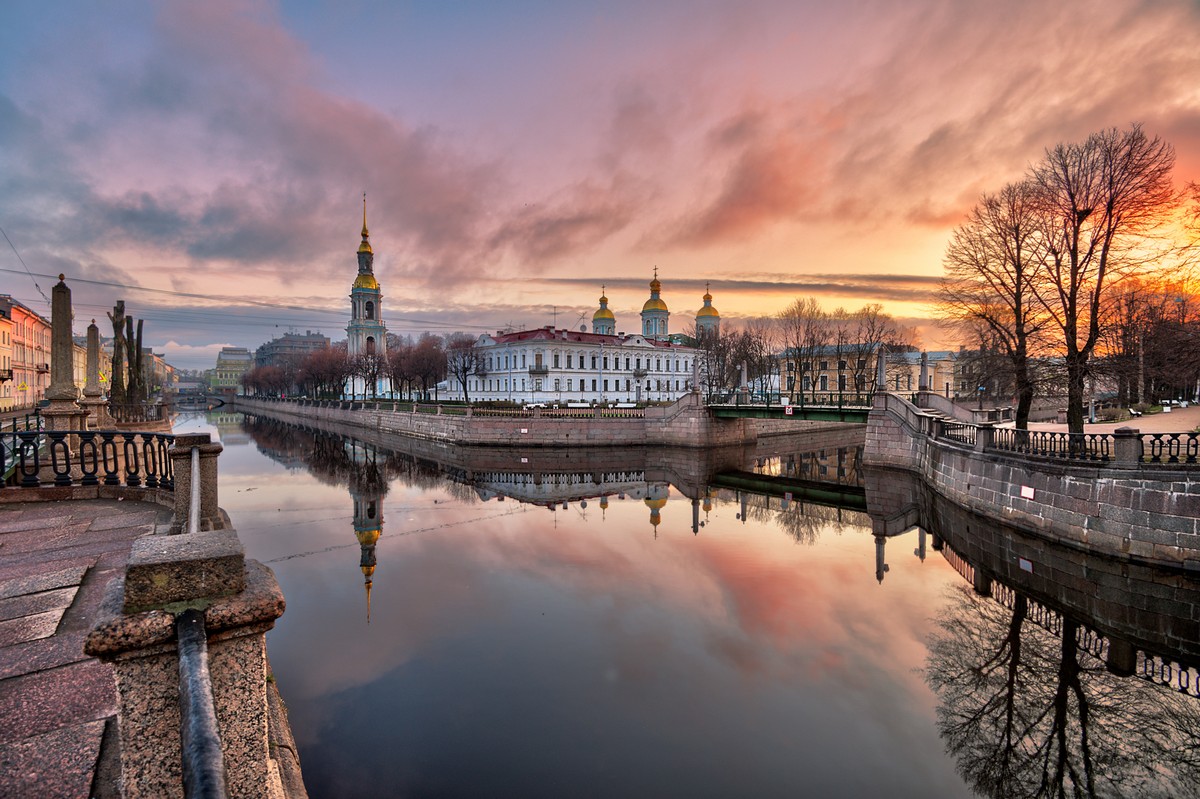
[696,283,720,337]
[640,268,669,340]
[592,286,616,335]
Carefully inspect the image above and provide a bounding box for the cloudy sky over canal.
[2,0,1199,369]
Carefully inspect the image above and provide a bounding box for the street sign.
[17,382,28,391]
[784,405,793,415]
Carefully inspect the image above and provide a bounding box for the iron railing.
[990,428,1111,462]
[0,430,174,490]
[1142,432,1200,464]
[175,609,229,798]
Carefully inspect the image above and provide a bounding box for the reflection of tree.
[240,416,477,502]
[926,583,1200,798]
[735,492,867,544]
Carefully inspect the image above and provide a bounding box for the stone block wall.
[865,394,1200,571]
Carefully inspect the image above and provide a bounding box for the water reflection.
[207,412,1200,798]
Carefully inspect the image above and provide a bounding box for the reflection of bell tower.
[644,484,669,537]
[348,440,386,622]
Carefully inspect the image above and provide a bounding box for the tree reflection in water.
[925,583,1200,798]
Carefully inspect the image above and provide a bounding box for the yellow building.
[0,296,51,411]
[0,308,12,412]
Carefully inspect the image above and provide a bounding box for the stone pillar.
[85,530,287,799]
[914,527,927,561]
[918,350,929,392]
[975,422,995,452]
[1113,427,1143,465]
[42,275,88,435]
[874,534,889,584]
[875,350,887,392]
[972,567,992,597]
[169,433,226,533]
[1105,637,1137,676]
[80,318,110,428]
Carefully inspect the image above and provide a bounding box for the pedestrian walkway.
[1024,404,1200,435]
[0,498,172,798]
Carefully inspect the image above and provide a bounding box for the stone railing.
[76,432,305,798]
[865,392,1200,570]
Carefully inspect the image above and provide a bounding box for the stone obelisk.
[41,275,88,436]
[80,318,110,428]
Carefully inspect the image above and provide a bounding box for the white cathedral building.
[442,273,722,405]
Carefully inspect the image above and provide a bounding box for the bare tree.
[1031,124,1177,434]
[445,332,482,403]
[777,297,829,403]
[939,181,1051,428]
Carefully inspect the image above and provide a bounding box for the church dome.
[697,304,720,318]
[593,292,615,321]
[642,297,668,312]
[353,273,379,290]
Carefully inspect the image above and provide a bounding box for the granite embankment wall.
[230,395,859,449]
[864,393,1200,571]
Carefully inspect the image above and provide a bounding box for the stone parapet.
[86,559,287,799]
[866,393,1200,571]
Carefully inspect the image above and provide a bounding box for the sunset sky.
[2,0,1199,370]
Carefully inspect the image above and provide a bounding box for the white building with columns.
[442,276,720,405]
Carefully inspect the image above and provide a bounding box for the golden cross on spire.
[361,192,369,238]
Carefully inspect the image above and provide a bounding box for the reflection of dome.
[353,273,379,290]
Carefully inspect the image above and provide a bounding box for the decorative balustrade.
[940,422,977,446]
[990,428,1112,462]
[1142,432,1200,464]
[1,429,175,490]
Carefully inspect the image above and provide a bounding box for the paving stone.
[0,631,90,681]
[0,718,106,799]
[0,586,76,623]
[0,660,116,743]
[0,608,65,647]
[0,564,88,602]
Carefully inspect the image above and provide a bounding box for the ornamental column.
[80,318,111,428]
[41,275,88,437]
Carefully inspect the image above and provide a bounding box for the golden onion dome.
[355,527,381,546]
[353,273,379,290]
[650,277,661,292]
[358,238,373,255]
[642,297,668,312]
[361,564,376,578]
[644,496,668,510]
[593,306,615,321]
[697,304,720,318]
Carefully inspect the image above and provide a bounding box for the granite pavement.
[0,497,171,798]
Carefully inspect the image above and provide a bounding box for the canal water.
[177,412,1200,798]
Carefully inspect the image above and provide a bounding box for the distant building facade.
[0,307,12,411]
[213,347,253,395]
[254,331,330,369]
[0,296,51,410]
[443,276,718,405]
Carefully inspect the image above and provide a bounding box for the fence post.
[85,435,292,798]
[168,434,225,533]
[975,422,995,453]
[1113,427,1143,465]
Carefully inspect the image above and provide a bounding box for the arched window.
[366,336,376,355]
[365,301,375,320]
